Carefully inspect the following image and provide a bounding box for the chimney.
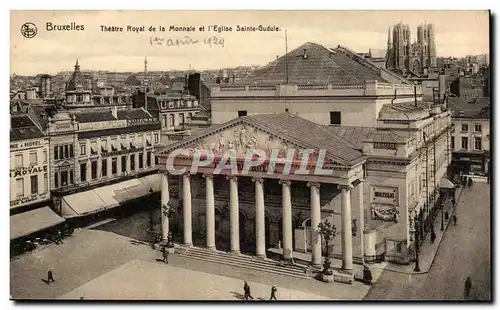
[303,49,308,59]
[112,106,118,119]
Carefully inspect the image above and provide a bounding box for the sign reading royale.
[127,118,158,126]
[10,165,48,178]
[10,138,45,151]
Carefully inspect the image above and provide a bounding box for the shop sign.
[127,118,158,126]
[10,192,49,207]
[79,120,127,132]
[372,186,398,205]
[10,139,45,151]
[10,165,48,178]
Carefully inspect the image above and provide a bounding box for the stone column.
[280,179,293,260]
[107,157,112,176]
[308,182,322,268]
[160,172,169,241]
[135,152,140,171]
[182,173,193,246]
[204,174,216,250]
[97,158,102,178]
[252,177,266,258]
[353,180,365,262]
[228,175,240,255]
[86,159,91,182]
[340,184,354,271]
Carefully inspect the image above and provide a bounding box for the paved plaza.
[59,260,329,300]
[11,210,379,300]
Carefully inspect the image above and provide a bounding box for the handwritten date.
[150,36,225,48]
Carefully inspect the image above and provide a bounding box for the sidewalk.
[381,186,465,275]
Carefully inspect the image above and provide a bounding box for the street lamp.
[414,213,421,272]
[148,188,154,230]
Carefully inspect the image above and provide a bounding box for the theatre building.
[155,42,453,267]
[10,113,64,242]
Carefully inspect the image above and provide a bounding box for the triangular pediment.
[161,119,345,166]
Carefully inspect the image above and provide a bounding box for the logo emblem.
[21,22,37,39]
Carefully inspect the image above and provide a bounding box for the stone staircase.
[178,246,312,280]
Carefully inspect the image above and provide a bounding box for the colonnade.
[160,172,359,271]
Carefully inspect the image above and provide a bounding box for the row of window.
[54,151,157,188]
[80,133,159,156]
[14,174,48,198]
[54,143,75,160]
[161,113,197,129]
[158,99,198,110]
[453,123,483,133]
[451,136,482,151]
[14,150,48,168]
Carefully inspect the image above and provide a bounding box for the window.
[61,170,68,187]
[139,153,144,169]
[169,114,175,128]
[102,159,107,177]
[80,144,86,155]
[475,137,482,150]
[59,145,64,159]
[80,163,87,182]
[130,135,136,148]
[121,155,127,173]
[111,138,118,151]
[179,114,185,125]
[130,154,136,171]
[461,137,468,150]
[91,141,98,155]
[155,155,159,165]
[474,124,482,132]
[54,146,59,160]
[147,151,152,167]
[44,173,48,192]
[137,135,144,147]
[30,175,38,195]
[43,150,48,163]
[15,154,23,168]
[154,133,159,144]
[112,158,117,175]
[91,161,98,179]
[162,115,167,128]
[29,152,37,165]
[64,145,69,158]
[54,173,59,188]
[101,140,108,153]
[330,111,341,125]
[451,136,455,149]
[69,170,74,184]
[70,144,74,158]
[461,124,469,132]
[238,110,247,117]
[16,178,24,197]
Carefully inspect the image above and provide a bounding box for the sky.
[10,10,490,75]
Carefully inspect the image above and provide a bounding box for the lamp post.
[414,213,421,272]
[148,188,154,230]
[440,197,445,231]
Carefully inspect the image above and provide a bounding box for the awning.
[439,178,455,189]
[61,175,161,218]
[10,207,65,240]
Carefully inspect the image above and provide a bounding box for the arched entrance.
[302,218,312,252]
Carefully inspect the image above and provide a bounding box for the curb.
[381,187,465,275]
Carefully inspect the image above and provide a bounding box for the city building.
[386,23,437,76]
[155,42,453,267]
[449,104,490,177]
[10,112,64,242]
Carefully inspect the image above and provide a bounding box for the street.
[365,183,491,301]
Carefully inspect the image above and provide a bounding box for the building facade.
[386,23,437,76]
[450,106,490,177]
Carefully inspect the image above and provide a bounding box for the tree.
[318,219,337,275]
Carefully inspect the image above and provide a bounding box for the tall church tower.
[386,27,392,69]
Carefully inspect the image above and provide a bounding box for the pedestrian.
[57,230,63,244]
[468,177,473,188]
[453,215,457,225]
[462,177,467,188]
[289,248,295,265]
[445,211,449,221]
[464,277,472,298]
[162,247,169,264]
[430,230,436,244]
[47,269,55,284]
[270,285,278,301]
[243,281,253,301]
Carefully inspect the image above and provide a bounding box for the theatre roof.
[233,42,391,86]
[157,113,365,166]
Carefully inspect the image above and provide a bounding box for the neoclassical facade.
[156,114,366,274]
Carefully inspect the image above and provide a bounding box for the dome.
[65,60,88,91]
